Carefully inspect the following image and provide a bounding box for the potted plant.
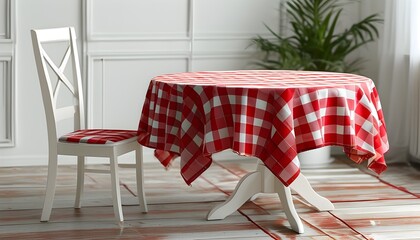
[252,0,382,166]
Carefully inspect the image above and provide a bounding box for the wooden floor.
[1,157,420,239]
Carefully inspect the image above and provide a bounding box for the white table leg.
[275,178,304,234]
[207,171,262,220]
[290,173,334,211]
[207,160,334,234]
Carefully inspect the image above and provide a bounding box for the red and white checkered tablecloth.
[137,70,389,186]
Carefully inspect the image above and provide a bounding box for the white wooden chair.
[31,27,147,223]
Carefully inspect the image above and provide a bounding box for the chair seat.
[59,129,138,144]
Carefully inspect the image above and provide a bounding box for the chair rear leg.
[41,152,58,222]
[110,153,124,223]
[136,146,148,213]
[74,156,85,209]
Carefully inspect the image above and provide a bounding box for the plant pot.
[297,146,334,167]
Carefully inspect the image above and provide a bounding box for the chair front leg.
[110,153,124,223]
[41,150,59,222]
[136,146,148,213]
[74,156,85,209]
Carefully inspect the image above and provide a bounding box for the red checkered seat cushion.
[59,129,138,144]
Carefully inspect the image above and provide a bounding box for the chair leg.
[41,152,58,222]
[110,153,124,223]
[136,146,148,213]
[74,156,85,209]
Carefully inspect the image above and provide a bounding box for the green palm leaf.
[252,0,382,73]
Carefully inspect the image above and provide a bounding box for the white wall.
[359,0,385,83]
[0,0,280,166]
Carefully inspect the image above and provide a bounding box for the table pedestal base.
[207,161,334,234]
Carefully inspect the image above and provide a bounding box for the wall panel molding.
[88,51,191,58]
[0,0,14,147]
[86,0,193,42]
[0,56,13,147]
[86,55,190,129]
[0,0,11,39]
[194,33,274,40]
[89,33,190,42]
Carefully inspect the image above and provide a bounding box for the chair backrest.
[31,27,85,142]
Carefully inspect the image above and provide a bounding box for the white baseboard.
[0,155,72,167]
[1,148,340,167]
[0,149,254,167]
[0,148,344,167]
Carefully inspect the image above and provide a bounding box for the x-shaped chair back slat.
[41,46,76,104]
[31,27,85,135]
